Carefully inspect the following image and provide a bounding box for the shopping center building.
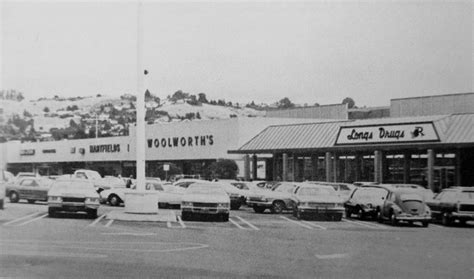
[1,92,473,192]
[230,93,474,192]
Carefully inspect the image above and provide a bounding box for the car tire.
[358,207,366,220]
[441,212,452,226]
[333,213,342,222]
[231,202,241,210]
[270,201,285,214]
[27,199,35,204]
[9,191,19,203]
[221,213,229,222]
[87,208,98,219]
[390,212,398,226]
[0,199,4,210]
[376,210,383,223]
[48,207,57,217]
[345,208,352,218]
[296,210,302,220]
[108,194,122,207]
[422,221,429,227]
[253,205,265,214]
[459,219,466,226]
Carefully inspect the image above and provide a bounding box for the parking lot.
[1,201,472,278]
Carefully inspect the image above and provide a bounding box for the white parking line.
[88,214,106,227]
[176,216,186,229]
[13,213,48,226]
[3,212,42,226]
[429,223,444,228]
[342,219,379,229]
[301,220,327,230]
[229,218,246,230]
[166,221,172,228]
[357,220,388,229]
[105,220,114,227]
[235,216,260,231]
[280,216,313,230]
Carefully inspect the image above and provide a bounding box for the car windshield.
[51,181,95,191]
[86,171,102,180]
[187,184,224,195]
[458,191,474,201]
[400,193,423,202]
[297,187,336,196]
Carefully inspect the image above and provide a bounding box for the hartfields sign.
[335,122,439,145]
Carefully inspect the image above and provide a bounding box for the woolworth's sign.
[335,122,439,145]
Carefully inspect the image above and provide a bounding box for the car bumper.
[181,206,229,215]
[452,212,474,220]
[298,207,345,214]
[48,202,99,211]
[247,201,272,208]
[396,215,431,221]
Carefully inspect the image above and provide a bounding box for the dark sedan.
[427,187,474,226]
[378,188,431,227]
[6,177,54,203]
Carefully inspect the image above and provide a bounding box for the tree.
[198,93,208,103]
[342,97,355,109]
[23,110,32,118]
[145,89,152,101]
[205,159,239,180]
[277,97,294,109]
[43,107,50,113]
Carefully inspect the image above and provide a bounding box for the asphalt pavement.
[1,201,473,278]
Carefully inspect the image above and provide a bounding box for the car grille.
[308,203,336,208]
[63,197,85,203]
[193,203,218,208]
[459,204,474,212]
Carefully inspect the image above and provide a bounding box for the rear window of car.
[353,188,388,199]
[400,193,423,202]
[231,182,249,190]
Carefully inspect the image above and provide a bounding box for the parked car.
[47,180,100,218]
[212,181,247,210]
[173,179,206,190]
[306,181,355,202]
[353,181,379,187]
[426,187,474,226]
[291,184,345,221]
[344,186,389,219]
[14,172,41,181]
[380,184,434,201]
[5,177,54,203]
[377,188,431,227]
[181,182,230,221]
[247,182,300,213]
[100,180,183,207]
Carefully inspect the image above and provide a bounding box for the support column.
[455,149,461,186]
[252,154,258,181]
[344,156,350,182]
[374,150,383,183]
[282,153,288,182]
[243,155,250,181]
[333,153,338,182]
[427,149,435,192]
[272,154,278,181]
[354,154,361,182]
[311,154,318,181]
[403,152,411,184]
[325,152,332,182]
[292,154,298,182]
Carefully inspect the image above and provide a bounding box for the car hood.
[296,195,343,203]
[182,194,230,203]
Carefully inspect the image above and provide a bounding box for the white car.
[212,181,248,210]
[306,181,356,202]
[181,182,230,221]
[100,180,183,208]
[246,182,300,213]
[291,184,345,221]
[47,180,100,218]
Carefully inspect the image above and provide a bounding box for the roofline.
[391,92,474,102]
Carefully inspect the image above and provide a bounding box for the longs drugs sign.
[335,122,439,145]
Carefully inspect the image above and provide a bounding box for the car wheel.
[358,207,366,220]
[221,213,229,222]
[0,199,3,210]
[459,219,466,226]
[9,192,19,203]
[441,212,452,226]
[231,202,241,210]
[108,195,121,206]
[48,207,56,217]
[334,213,342,222]
[27,199,36,204]
[270,201,285,214]
[296,210,302,220]
[345,208,352,218]
[390,212,398,226]
[376,210,383,223]
[422,221,429,227]
[87,208,98,219]
[253,205,265,214]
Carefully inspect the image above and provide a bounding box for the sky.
[1,1,472,107]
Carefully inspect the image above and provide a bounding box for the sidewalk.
[106,208,177,222]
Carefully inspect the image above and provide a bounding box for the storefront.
[230,114,474,192]
[0,118,314,179]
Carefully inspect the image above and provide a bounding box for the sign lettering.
[89,144,121,153]
[147,135,214,149]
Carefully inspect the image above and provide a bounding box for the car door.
[439,191,457,213]
[36,180,51,201]
[427,193,443,218]
[382,192,395,218]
